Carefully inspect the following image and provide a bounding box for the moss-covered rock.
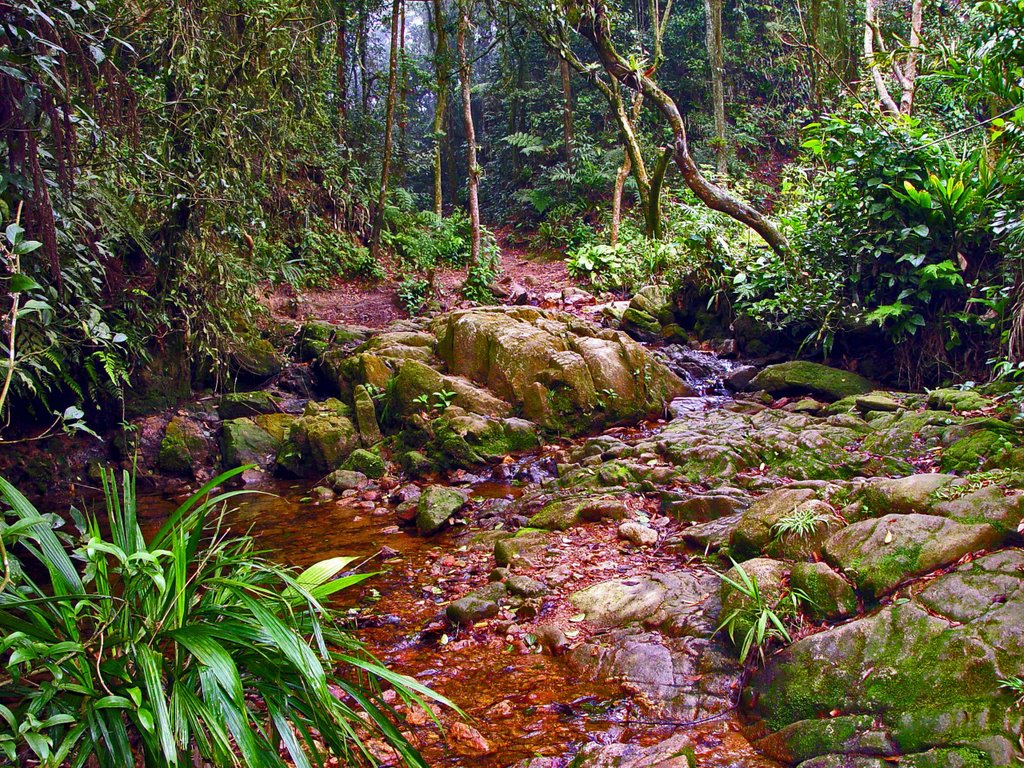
[158,417,214,476]
[416,485,468,534]
[619,307,662,339]
[229,335,282,380]
[526,493,630,531]
[219,391,280,420]
[431,307,687,432]
[790,562,857,622]
[730,488,817,558]
[275,399,358,476]
[426,408,539,468]
[352,384,383,445]
[749,361,874,401]
[221,417,282,468]
[751,551,1024,766]
[494,529,551,568]
[398,450,433,476]
[719,557,791,643]
[941,426,1021,473]
[927,388,991,413]
[341,447,385,479]
[823,513,1003,598]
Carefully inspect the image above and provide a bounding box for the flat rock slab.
[823,512,1003,597]
[569,571,717,636]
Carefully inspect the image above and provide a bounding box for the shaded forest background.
[1,0,1022,435]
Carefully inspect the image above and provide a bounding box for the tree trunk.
[610,152,631,247]
[899,0,923,114]
[369,0,402,261]
[864,0,899,114]
[582,3,787,255]
[458,0,481,264]
[559,55,575,166]
[703,0,727,175]
[335,0,348,143]
[398,0,408,176]
[430,0,450,215]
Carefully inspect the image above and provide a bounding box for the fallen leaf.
[884,530,893,544]
[569,613,587,623]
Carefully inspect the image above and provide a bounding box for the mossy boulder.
[749,362,874,402]
[416,485,468,535]
[352,384,383,445]
[341,447,385,479]
[494,529,551,568]
[221,418,282,468]
[392,359,511,420]
[527,493,630,531]
[823,513,1003,598]
[321,351,393,398]
[218,391,280,420]
[431,307,687,431]
[852,474,957,518]
[229,335,282,380]
[790,562,857,622]
[730,488,817,558]
[941,426,1021,473]
[751,550,1024,766]
[445,595,500,626]
[158,417,214,476]
[398,450,433,476]
[428,409,539,468]
[927,388,991,413]
[619,307,662,340]
[275,399,358,476]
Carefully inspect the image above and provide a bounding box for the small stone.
[445,597,499,626]
[506,574,548,597]
[617,520,659,547]
[327,469,367,491]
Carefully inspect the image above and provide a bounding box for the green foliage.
[715,560,808,665]
[398,277,433,315]
[299,224,381,284]
[0,467,452,767]
[385,209,473,271]
[772,507,838,539]
[999,676,1024,708]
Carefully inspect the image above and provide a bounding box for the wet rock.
[327,469,367,491]
[568,629,739,719]
[445,596,499,626]
[416,485,468,535]
[342,447,385,479]
[312,485,335,501]
[749,361,874,402]
[725,365,758,391]
[353,384,383,445]
[219,390,280,420]
[617,521,658,547]
[752,550,1024,766]
[448,721,492,756]
[569,572,717,637]
[506,574,548,597]
[158,416,215,476]
[823,513,1003,598]
[533,625,569,655]
[790,562,857,622]
[221,417,281,469]
[548,733,697,768]
[398,450,433,476]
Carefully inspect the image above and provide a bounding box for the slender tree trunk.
[899,0,923,114]
[369,0,402,261]
[458,0,481,264]
[864,0,899,114]
[359,6,371,114]
[430,0,450,215]
[703,0,727,175]
[610,153,631,246]
[559,56,574,166]
[398,0,408,176]
[335,0,348,142]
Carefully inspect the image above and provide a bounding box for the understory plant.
[0,466,451,767]
[715,559,808,665]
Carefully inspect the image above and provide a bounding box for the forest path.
[265,232,575,329]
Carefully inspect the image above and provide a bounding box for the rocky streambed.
[91,302,1024,766]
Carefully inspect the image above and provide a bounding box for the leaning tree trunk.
[582,3,787,255]
[703,0,727,175]
[458,0,481,265]
[864,0,899,114]
[369,0,402,261]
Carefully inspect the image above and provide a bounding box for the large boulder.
[275,399,358,476]
[431,307,687,431]
[157,416,216,477]
[749,362,874,401]
[416,485,468,535]
[221,417,285,469]
[751,550,1024,766]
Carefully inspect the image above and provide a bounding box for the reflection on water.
[137,480,781,767]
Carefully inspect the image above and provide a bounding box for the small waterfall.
[655,344,738,397]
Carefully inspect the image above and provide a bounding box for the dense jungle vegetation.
[0,0,1021,435]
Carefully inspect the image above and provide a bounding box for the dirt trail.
[266,235,576,329]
